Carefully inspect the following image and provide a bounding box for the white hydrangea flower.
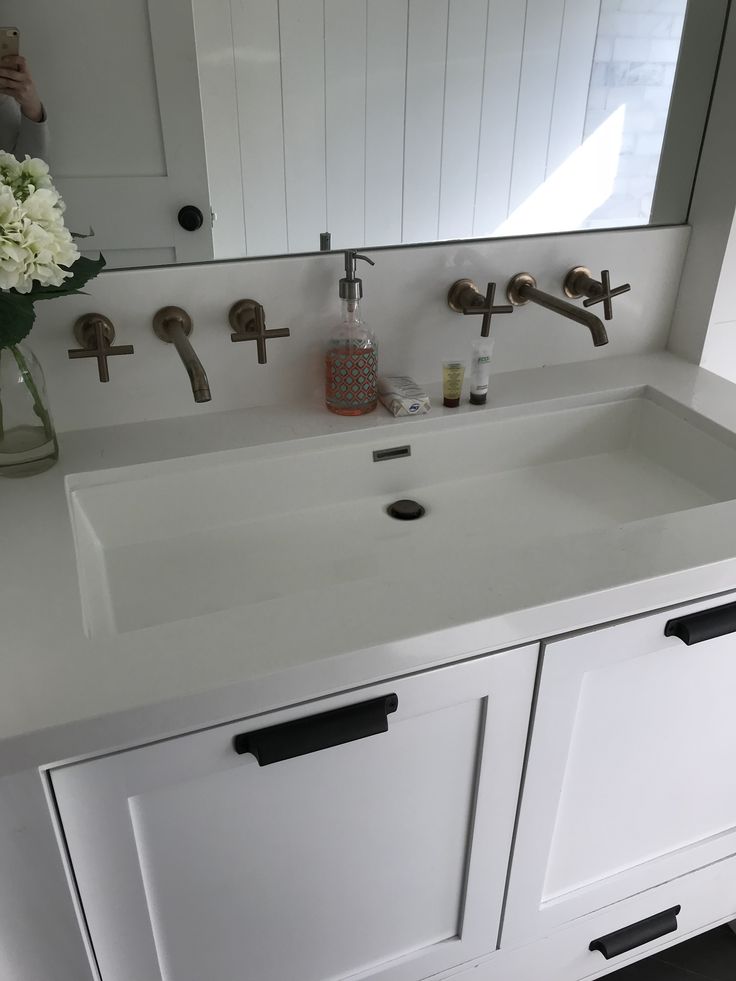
[0,153,80,293]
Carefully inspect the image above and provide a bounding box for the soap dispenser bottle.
[325,250,377,415]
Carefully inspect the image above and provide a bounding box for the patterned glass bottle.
[325,298,377,415]
[325,251,377,416]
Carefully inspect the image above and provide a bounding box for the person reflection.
[0,55,48,159]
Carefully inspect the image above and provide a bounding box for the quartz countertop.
[4,351,736,776]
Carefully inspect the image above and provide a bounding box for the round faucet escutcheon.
[387,499,426,521]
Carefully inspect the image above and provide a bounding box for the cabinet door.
[51,647,537,981]
[503,591,736,948]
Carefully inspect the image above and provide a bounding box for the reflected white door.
[10,0,213,267]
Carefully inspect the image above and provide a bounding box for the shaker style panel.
[502,590,736,948]
[51,646,537,981]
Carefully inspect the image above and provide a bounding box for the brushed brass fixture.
[68,314,134,382]
[507,273,609,348]
[152,306,211,403]
[447,279,514,337]
[228,299,291,364]
[563,267,631,321]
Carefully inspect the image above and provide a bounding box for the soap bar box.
[378,376,431,417]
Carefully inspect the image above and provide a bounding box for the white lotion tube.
[469,339,494,405]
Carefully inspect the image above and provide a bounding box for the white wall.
[30,225,689,433]
[668,1,736,367]
[701,213,736,382]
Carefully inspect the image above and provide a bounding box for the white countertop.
[4,351,736,776]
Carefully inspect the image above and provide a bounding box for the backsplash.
[31,225,689,432]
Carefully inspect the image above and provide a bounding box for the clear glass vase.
[0,342,58,477]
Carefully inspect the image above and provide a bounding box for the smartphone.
[0,27,19,61]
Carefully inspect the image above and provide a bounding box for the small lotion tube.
[469,339,494,405]
[443,361,465,407]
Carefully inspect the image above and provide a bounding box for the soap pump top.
[325,250,378,416]
[339,250,375,302]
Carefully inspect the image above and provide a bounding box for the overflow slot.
[372,445,411,463]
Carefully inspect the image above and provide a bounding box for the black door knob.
[177,206,204,231]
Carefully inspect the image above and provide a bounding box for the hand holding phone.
[0,27,19,62]
[0,29,44,124]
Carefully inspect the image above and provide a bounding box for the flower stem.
[10,344,59,457]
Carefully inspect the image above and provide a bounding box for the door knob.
[177,206,204,231]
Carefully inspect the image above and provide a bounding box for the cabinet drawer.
[453,849,736,981]
[50,647,537,981]
[503,590,736,947]
[533,851,736,981]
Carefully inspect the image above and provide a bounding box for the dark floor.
[608,925,736,980]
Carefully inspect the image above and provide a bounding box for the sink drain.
[386,499,426,521]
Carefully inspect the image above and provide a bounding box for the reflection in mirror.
[7,0,725,269]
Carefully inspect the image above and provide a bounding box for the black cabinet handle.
[233,694,399,766]
[589,906,681,960]
[665,600,736,645]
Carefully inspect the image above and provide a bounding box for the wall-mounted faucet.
[506,273,609,347]
[228,299,290,364]
[67,314,134,382]
[563,266,631,321]
[447,279,514,337]
[152,306,212,403]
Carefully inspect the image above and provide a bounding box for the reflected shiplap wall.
[196,0,602,258]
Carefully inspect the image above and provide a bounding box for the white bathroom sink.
[67,388,736,638]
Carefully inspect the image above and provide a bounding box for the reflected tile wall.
[583,0,688,229]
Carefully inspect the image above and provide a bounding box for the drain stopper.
[387,499,426,521]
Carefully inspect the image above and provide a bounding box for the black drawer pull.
[665,600,736,645]
[589,905,681,960]
[233,694,399,766]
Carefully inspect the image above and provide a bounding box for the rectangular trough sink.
[67,389,736,638]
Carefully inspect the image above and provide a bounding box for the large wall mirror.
[7,0,728,269]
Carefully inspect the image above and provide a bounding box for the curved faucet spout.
[167,321,212,402]
[152,306,212,403]
[507,273,609,347]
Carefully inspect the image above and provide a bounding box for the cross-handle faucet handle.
[229,299,291,364]
[68,314,135,382]
[564,267,631,322]
[447,279,514,338]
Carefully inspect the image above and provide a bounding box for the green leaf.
[0,254,105,348]
[30,254,107,302]
[0,292,36,348]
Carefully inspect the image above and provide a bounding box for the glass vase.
[0,342,58,477]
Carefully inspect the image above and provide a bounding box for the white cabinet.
[503,591,736,949]
[51,647,537,981]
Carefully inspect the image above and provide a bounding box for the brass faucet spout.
[507,273,609,347]
[152,306,212,403]
[167,321,212,403]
